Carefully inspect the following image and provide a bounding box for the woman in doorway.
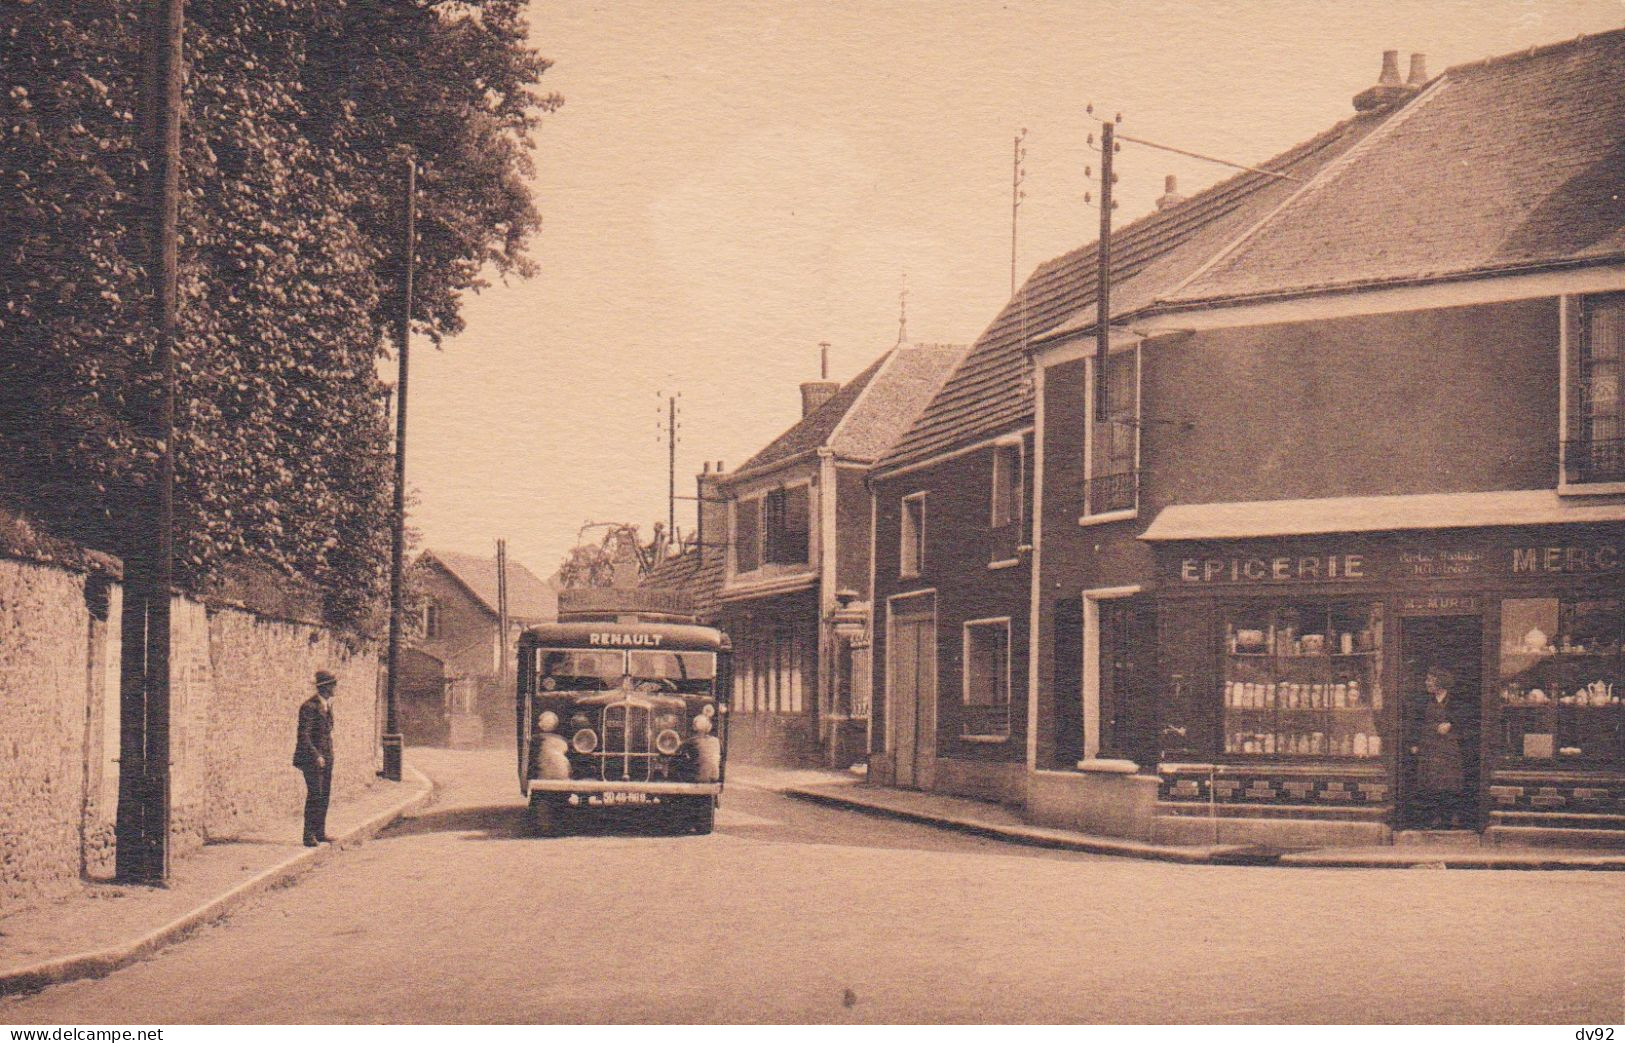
[1414,665,1466,828]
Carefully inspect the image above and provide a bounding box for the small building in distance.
[405,548,559,746]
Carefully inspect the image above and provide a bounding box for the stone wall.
[0,553,379,917]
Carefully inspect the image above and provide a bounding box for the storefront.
[1141,493,1625,847]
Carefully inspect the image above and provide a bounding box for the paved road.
[3,748,1622,1023]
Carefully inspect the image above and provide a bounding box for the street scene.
[4,0,1625,1028]
[3,749,1622,1024]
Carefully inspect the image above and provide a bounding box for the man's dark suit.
[292,694,334,843]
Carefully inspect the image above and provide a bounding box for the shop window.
[989,442,1023,563]
[735,498,761,573]
[962,618,1011,738]
[1084,347,1139,517]
[764,484,810,565]
[1221,601,1384,760]
[1498,597,1622,767]
[900,493,926,578]
[1565,294,1624,485]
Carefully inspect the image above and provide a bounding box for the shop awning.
[1140,489,1625,542]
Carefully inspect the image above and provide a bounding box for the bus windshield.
[537,649,624,691]
[628,651,716,694]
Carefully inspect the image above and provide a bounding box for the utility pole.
[668,396,677,541]
[1094,118,1114,423]
[1011,128,1027,298]
[382,155,415,784]
[116,0,183,886]
[495,538,509,695]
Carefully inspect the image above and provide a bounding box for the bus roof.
[519,621,730,653]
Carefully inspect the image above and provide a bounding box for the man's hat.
[315,670,338,690]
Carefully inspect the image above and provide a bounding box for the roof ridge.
[1443,26,1625,77]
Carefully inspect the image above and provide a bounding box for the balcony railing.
[1563,437,1625,485]
[1083,470,1139,515]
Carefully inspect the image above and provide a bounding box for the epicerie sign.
[1179,554,1368,584]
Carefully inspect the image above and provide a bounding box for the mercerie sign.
[1172,538,1621,586]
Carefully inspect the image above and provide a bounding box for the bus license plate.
[588,792,660,806]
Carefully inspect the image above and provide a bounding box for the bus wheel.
[530,795,567,838]
[686,796,715,835]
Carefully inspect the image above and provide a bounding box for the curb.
[777,785,1625,871]
[779,785,1237,864]
[0,766,435,997]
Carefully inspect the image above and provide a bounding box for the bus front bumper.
[527,780,720,798]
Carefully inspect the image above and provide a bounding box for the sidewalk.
[0,766,433,996]
[729,764,1625,871]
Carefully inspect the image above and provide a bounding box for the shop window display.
[1221,602,1384,759]
[1499,597,1623,766]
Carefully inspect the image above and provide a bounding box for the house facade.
[870,32,1625,847]
[406,548,559,746]
[1024,33,1625,846]
[866,72,1390,805]
[713,343,966,767]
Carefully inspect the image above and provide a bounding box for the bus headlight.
[692,714,712,735]
[536,710,559,732]
[655,729,682,756]
[571,728,598,754]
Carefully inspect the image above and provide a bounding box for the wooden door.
[889,599,937,789]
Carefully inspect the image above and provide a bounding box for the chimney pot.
[1407,52,1428,86]
[1354,49,1421,112]
[1155,174,1185,211]
[1379,49,1401,85]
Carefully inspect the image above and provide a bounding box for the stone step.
[1392,829,1482,848]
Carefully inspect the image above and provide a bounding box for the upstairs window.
[735,497,761,573]
[1567,294,1624,485]
[423,599,442,640]
[1084,347,1139,517]
[734,483,810,574]
[900,493,926,578]
[764,484,810,565]
[989,442,1023,564]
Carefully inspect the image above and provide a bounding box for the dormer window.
[1565,293,1624,487]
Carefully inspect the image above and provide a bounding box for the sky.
[406,0,1625,580]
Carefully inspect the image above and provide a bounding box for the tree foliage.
[0,0,559,629]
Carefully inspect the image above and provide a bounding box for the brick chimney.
[800,380,839,417]
[696,461,728,556]
[1155,174,1185,211]
[1353,50,1425,112]
[799,341,839,417]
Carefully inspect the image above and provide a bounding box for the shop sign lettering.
[1399,595,1479,614]
[1511,545,1620,575]
[1399,549,1484,577]
[1179,554,1366,584]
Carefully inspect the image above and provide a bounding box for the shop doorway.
[1398,615,1484,830]
[888,596,937,790]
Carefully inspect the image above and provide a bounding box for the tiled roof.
[638,545,724,622]
[733,342,967,479]
[419,549,558,621]
[875,112,1390,476]
[733,354,888,477]
[1163,29,1625,305]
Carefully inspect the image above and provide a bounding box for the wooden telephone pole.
[382,155,416,784]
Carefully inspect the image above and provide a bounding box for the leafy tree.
[0,0,560,629]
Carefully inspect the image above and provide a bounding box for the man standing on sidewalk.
[293,670,338,847]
